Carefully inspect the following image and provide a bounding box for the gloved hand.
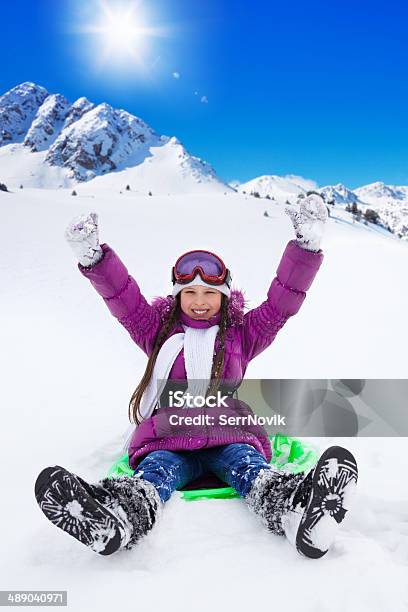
[285,192,328,252]
[64,211,104,267]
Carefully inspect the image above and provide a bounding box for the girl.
[35,192,358,560]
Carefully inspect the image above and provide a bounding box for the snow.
[77,137,230,195]
[0,137,230,194]
[0,82,229,191]
[63,97,95,129]
[1,186,408,612]
[237,174,312,201]
[24,93,71,152]
[352,182,408,240]
[319,182,359,205]
[237,173,408,242]
[44,102,162,181]
[354,181,408,202]
[0,82,48,145]
[0,143,74,188]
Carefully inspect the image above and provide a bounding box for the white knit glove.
[64,212,104,267]
[285,192,328,252]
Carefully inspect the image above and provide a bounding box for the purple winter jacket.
[78,240,324,469]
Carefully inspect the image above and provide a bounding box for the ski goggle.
[172,249,232,288]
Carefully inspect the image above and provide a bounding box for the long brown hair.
[128,293,229,425]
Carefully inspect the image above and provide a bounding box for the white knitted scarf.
[122,324,219,451]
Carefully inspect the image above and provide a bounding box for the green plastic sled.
[106,433,319,501]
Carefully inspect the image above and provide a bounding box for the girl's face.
[180,286,222,320]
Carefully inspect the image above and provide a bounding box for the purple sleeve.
[78,243,162,356]
[241,240,324,362]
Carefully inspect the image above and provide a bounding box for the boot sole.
[296,446,358,559]
[35,466,122,556]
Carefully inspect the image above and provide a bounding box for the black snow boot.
[245,445,358,559]
[35,465,162,556]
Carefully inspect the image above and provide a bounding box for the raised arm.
[65,212,162,356]
[241,240,324,361]
[241,193,327,362]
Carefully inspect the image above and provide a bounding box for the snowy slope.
[44,102,163,181]
[0,82,48,144]
[24,93,71,152]
[0,137,231,194]
[319,182,359,205]
[354,181,408,202]
[321,180,408,240]
[236,174,408,241]
[0,143,73,188]
[353,182,408,240]
[0,82,229,193]
[1,188,408,612]
[236,174,318,202]
[77,136,232,195]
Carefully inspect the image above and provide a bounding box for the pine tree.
[71,190,77,196]
[0,182,9,192]
[348,202,362,222]
[364,208,380,225]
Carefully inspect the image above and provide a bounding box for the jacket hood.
[151,288,248,328]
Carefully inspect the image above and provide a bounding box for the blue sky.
[1,0,408,188]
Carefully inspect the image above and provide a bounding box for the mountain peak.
[0,81,228,192]
[355,181,397,199]
[0,81,49,145]
[237,174,310,200]
[6,81,48,96]
[23,93,71,152]
[319,183,358,205]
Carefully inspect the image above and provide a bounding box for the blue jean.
[133,443,272,502]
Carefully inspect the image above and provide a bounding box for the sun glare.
[75,0,172,71]
[100,6,147,53]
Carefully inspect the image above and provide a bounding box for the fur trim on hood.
[151,288,248,328]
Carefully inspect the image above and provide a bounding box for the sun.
[98,4,148,55]
[75,0,171,70]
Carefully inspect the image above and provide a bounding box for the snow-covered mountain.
[236,174,317,202]
[44,101,162,181]
[321,181,408,241]
[354,181,408,202]
[350,182,408,240]
[234,174,408,241]
[2,82,408,238]
[24,93,71,152]
[0,82,48,145]
[319,183,359,205]
[319,182,408,241]
[0,82,230,193]
[63,96,95,129]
